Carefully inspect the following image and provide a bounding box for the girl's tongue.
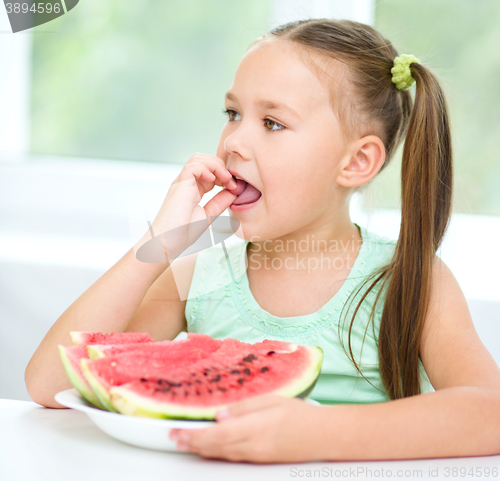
[227,178,262,205]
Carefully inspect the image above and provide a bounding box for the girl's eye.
[263,118,285,132]
[221,108,285,132]
[222,108,241,122]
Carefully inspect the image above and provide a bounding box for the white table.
[1,399,499,481]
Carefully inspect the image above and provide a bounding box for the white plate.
[54,388,320,452]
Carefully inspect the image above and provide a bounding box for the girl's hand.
[135,153,237,262]
[169,394,322,463]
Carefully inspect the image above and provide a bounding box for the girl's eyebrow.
[225,91,301,119]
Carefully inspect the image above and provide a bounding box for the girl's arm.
[24,247,176,409]
[171,257,500,462]
[315,256,500,461]
[25,154,236,409]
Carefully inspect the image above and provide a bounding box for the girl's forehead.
[229,40,334,115]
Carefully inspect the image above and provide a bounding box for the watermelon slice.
[58,344,104,409]
[109,340,322,419]
[58,331,154,409]
[77,334,323,419]
[87,340,177,360]
[70,331,153,345]
[80,334,223,411]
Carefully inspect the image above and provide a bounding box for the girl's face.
[216,40,352,242]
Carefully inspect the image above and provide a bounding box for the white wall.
[0,5,30,155]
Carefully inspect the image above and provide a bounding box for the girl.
[26,19,500,463]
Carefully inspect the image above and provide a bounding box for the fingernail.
[178,432,190,443]
[169,431,179,441]
[216,408,230,421]
[177,442,190,452]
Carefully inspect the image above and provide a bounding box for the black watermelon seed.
[237,378,245,384]
[230,370,240,375]
[184,391,188,396]
[196,390,200,395]
[141,378,148,382]
[217,387,227,392]
[186,382,192,386]
[243,368,250,376]
[260,366,269,373]
[196,380,202,385]
[210,375,221,383]
[243,354,258,363]
[208,389,212,394]
[267,350,276,355]
[237,362,244,366]
[191,372,196,377]
[167,381,182,387]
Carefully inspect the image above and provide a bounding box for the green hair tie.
[391,54,420,90]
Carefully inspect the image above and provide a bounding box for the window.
[29,1,271,163]
[367,0,500,216]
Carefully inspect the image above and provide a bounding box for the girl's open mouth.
[227,178,262,210]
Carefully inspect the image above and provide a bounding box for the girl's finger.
[194,438,250,462]
[203,189,237,222]
[216,394,285,420]
[185,157,235,188]
[178,163,234,196]
[186,420,251,455]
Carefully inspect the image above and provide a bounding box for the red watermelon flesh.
[119,341,312,404]
[58,344,104,409]
[87,333,212,359]
[64,344,90,377]
[80,334,223,410]
[106,337,323,419]
[70,331,154,345]
[59,331,154,409]
[87,340,172,359]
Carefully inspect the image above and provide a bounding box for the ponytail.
[378,63,453,399]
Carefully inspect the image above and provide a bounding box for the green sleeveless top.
[185,224,434,404]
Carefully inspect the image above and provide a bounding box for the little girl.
[26,19,500,463]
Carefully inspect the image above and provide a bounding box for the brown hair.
[251,19,453,400]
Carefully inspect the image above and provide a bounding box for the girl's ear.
[336,135,386,187]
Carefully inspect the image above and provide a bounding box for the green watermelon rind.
[69,332,88,345]
[86,345,106,360]
[80,358,118,412]
[57,345,105,410]
[108,345,324,420]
